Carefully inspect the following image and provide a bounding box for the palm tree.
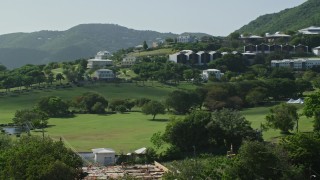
[55,73,64,85]
[47,73,54,85]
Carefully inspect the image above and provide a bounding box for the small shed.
[92,148,116,166]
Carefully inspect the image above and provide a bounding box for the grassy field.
[35,112,175,152]
[0,82,314,152]
[242,105,313,141]
[128,48,176,57]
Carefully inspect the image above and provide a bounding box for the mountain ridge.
[0,23,211,69]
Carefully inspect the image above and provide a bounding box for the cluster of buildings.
[240,32,292,43]
[168,50,233,65]
[86,51,115,80]
[86,50,137,80]
[241,26,320,55]
[240,26,320,43]
[243,44,309,54]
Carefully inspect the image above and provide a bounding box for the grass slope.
[128,48,175,57]
[36,113,173,152]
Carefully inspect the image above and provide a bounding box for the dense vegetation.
[236,0,320,35]
[0,135,83,179]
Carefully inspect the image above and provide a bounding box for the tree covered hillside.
[0,24,184,69]
[236,0,320,35]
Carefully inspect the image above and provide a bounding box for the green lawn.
[0,82,314,152]
[128,48,175,57]
[34,112,175,152]
[242,105,313,141]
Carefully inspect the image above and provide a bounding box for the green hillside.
[236,0,320,35]
[0,24,212,69]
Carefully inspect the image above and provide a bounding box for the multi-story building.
[87,59,113,69]
[93,69,115,80]
[95,51,112,59]
[169,50,223,65]
[271,58,320,70]
[265,32,291,43]
[121,56,136,67]
[244,44,309,54]
[87,51,113,69]
[298,26,320,35]
[176,35,195,43]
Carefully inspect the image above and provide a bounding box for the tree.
[193,87,208,110]
[245,87,268,106]
[183,69,193,82]
[143,41,148,50]
[280,133,320,176]
[265,78,297,100]
[55,73,64,84]
[265,103,299,133]
[47,73,54,85]
[164,156,231,179]
[0,136,83,179]
[303,91,320,131]
[115,105,127,113]
[270,67,295,80]
[73,92,108,114]
[204,84,243,111]
[142,100,165,120]
[37,96,70,117]
[165,90,195,114]
[226,141,304,180]
[0,64,7,75]
[162,111,212,152]
[208,108,261,150]
[92,102,108,114]
[212,54,247,73]
[12,109,49,129]
[0,134,12,150]
[295,79,312,96]
[135,98,151,107]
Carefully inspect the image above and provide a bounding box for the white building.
[92,148,116,166]
[168,50,193,63]
[87,59,113,69]
[95,51,112,59]
[265,32,291,42]
[176,35,195,43]
[313,46,320,56]
[93,69,115,80]
[169,50,223,65]
[121,56,136,67]
[202,69,223,80]
[87,50,113,69]
[271,58,320,69]
[298,26,320,35]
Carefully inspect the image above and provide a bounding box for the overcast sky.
[0,0,307,36]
